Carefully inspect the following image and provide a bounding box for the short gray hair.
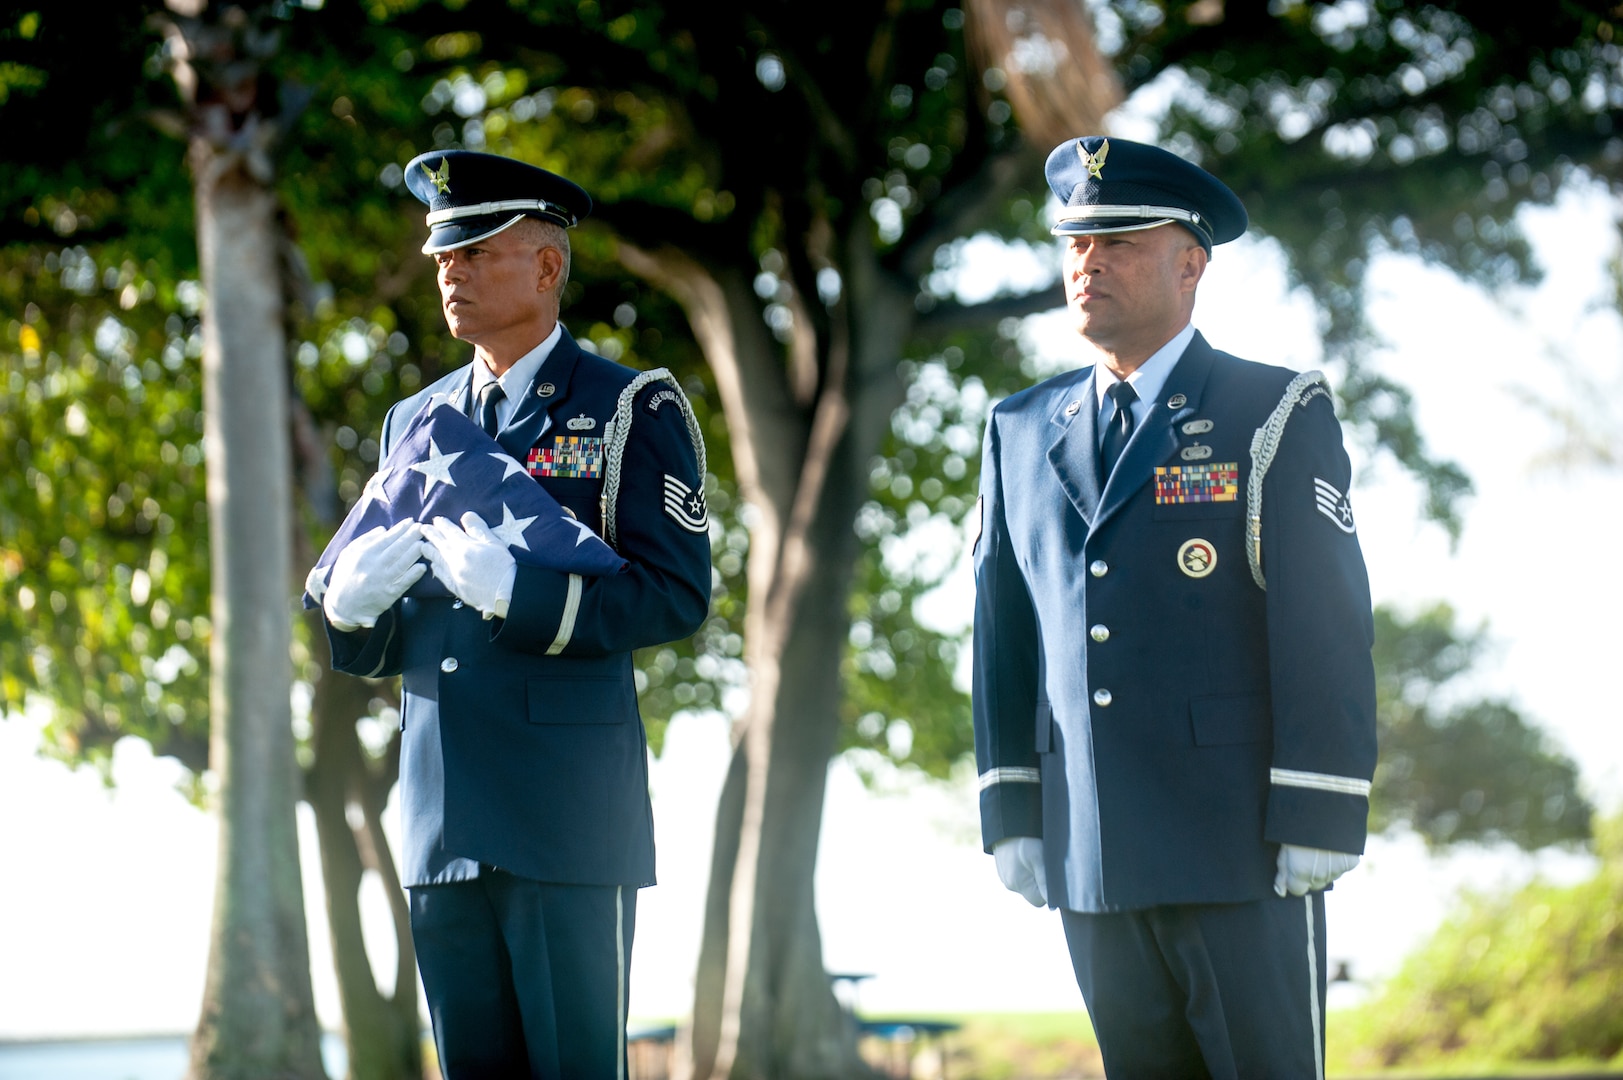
[511,216,571,297]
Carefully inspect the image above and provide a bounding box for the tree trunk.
[187,148,327,1079]
[304,607,425,1080]
[621,237,913,1078]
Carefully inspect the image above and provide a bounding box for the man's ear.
[536,245,565,295]
[1179,243,1208,295]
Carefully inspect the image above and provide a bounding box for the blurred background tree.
[2,1,1618,1077]
[1331,811,1623,1072]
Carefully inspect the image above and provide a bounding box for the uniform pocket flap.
[527,675,632,724]
[1189,693,1269,746]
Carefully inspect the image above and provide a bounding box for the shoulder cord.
[600,367,707,549]
[1246,370,1330,590]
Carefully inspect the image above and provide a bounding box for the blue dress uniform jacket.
[972,331,1377,914]
[329,326,711,888]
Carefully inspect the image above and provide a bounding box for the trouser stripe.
[1305,895,1323,1080]
[616,885,626,1080]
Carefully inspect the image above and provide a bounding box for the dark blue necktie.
[1100,380,1138,481]
[476,382,504,439]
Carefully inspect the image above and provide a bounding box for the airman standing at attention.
[315,149,711,1078]
[971,135,1377,1078]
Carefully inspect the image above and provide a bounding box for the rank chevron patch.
[1314,477,1356,533]
[663,474,709,533]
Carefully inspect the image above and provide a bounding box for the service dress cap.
[1045,136,1247,252]
[404,149,593,255]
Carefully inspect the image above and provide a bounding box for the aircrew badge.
[1079,137,1109,179]
[566,413,597,431]
[421,156,451,195]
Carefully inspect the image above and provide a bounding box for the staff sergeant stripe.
[979,766,1042,791]
[1270,767,1371,797]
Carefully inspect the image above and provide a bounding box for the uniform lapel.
[1045,367,1104,528]
[1091,333,1215,531]
[498,326,582,460]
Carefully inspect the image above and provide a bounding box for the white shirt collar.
[470,321,564,403]
[1093,321,1196,412]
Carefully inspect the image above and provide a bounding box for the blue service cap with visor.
[1044,136,1248,253]
[404,149,592,255]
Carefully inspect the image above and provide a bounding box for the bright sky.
[1,176,1619,1042]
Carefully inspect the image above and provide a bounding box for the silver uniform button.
[1090,560,1109,577]
[452,598,465,609]
[1090,624,1110,642]
[1093,688,1113,707]
[440,657,459,674]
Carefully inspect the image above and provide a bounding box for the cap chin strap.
[420,214,526,255]
[426,197,577,228]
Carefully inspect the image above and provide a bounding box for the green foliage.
[1102,0,1623,538]
[1370,604,1591,850]
[1333,814,1623,1072]
[0,241,212,780]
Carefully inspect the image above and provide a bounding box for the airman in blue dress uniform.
[972,136,1377,1078]
[318,150,711,1078]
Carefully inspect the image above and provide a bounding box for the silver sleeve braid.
[599,368,707,550]
[1246,370,1330,590]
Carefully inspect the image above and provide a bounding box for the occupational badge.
[1181,419,1214,435]
[1313,477,1356,534]
[1177,537,1217,578]
[566,413,597,431]
[1180,444,1213,461]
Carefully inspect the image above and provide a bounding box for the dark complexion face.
[1063,224,1207,376]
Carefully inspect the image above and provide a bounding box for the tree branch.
[914,282,1063,336]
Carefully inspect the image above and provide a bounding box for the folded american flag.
[303,401,625,609]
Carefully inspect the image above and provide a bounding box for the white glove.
[421,512,517,620]
[1274,844,1360,897]
[992,837,1048,907]
[322,519,428,632]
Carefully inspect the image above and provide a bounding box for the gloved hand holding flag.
[303,402,626,613]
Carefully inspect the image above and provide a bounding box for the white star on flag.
[490,452,526,481]
[357,466,393,511]
[302,402,626,613]
[410,437,462,495]
[490,503,539,552]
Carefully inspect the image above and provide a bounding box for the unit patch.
[1154,462,1239,504]
[1314,477,1356,533]
[1177,537,1217,578]
[528,436,604,479]
[663,474,709,533]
